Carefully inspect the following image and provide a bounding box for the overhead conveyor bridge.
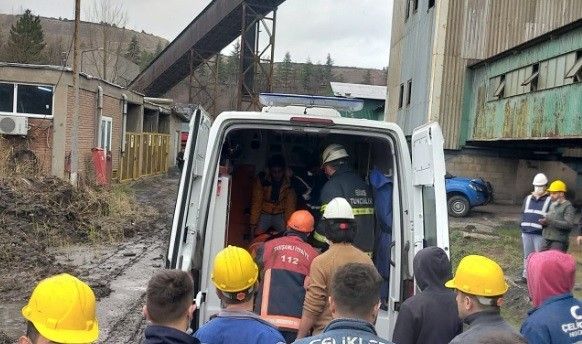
[130,0,286,112]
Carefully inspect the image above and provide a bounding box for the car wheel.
[448,195,470,217]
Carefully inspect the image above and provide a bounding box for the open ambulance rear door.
[166,107,212,271]
[411,122,450,255]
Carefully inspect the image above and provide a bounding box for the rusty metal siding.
[443,0,582,148]
[465,26,582,141]
[470,84,582,140]
[388,0,581,147]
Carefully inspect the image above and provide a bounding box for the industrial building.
[0,63,187,183]
[387,0,582,204]
[330,82,387,120]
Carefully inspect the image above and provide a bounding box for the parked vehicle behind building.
[445,173,493,217]
[166,94,451,340]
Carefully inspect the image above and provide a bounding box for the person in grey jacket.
[392,247,461,344]
[540,180,576,252]
[445,255,523,344]
[293,263,392,344]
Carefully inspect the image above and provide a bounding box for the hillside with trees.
[165,45,387,114]
[0,8,386,107]
[0,8,168,86]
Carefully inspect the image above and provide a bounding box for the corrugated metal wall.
[388,0,582,148]
[439,0,466,149]
[386,0,437,134]
[463,0,582,59]
[440,0,582,149]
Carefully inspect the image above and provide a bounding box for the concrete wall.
[446,152,519,203]
[446,151,579,204]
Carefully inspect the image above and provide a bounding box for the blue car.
[445,173,493,217]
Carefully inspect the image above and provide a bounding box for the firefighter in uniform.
[517,173,551,284]
[254,210,320,343]
[315,144,375,254]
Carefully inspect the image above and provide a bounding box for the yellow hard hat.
[22,273,99,343]
[212,246,258,293]
[547,180,567,193]
[445,255,508,297]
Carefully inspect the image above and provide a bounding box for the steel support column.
[188,49,219,116]
[237,2,277,111]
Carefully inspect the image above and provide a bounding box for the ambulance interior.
[212,127,396,254]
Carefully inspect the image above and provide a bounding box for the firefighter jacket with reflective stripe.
[250,172,297,226]
[520,194,551,235]
[317,164,375,253]
[254,235,319,331]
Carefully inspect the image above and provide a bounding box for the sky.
[0,0,392,69]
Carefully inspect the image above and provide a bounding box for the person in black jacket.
[392,247,461,344]
[143,270,199,344]
[315,144,375,254]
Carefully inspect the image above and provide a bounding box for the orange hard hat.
[287,210,315,233]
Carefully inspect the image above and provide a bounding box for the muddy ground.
[0,173,179,343]
[450,204,582,328]
[1,180,577,342]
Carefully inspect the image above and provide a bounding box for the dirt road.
[0,174,179,343]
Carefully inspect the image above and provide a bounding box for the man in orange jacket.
[250,154,296,235]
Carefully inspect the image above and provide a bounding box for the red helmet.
[287,210,315,233]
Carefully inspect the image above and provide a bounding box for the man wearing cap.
[539,180,576,252]
[19,273,99,344]
[446,255,522,343]
[517,173,551,284]
[316,144,375,254]
[253,210,320,342]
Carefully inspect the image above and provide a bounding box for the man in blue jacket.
[194,246,285,344]
[521,250,582,343]
[293,263,392,344]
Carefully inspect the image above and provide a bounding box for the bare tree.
[84,0,131,84]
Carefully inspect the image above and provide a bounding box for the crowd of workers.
[14,146,582,344]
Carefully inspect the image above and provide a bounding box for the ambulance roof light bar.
[259,93,364,112]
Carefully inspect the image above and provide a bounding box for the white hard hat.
[532,173,548,186]
[322,144,349,166]
[323,197,355,220]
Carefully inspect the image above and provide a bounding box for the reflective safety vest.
[521,194,551,235]
[255,235,319,331]
[316,165,376,253]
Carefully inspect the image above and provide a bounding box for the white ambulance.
[166,93,450,339]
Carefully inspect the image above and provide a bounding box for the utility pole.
[70,0,81,186]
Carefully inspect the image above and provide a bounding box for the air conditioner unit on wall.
[0,115,28,135]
